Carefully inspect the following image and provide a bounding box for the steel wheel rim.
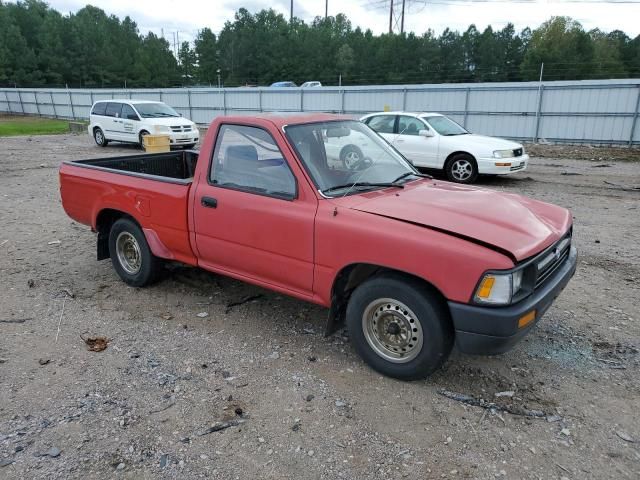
[116,232,142,275]
[344,150,361,169]
[451,159,473,181]
[95,130,103,144]
[362,298,423,363]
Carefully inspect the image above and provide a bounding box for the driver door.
[193,123,317,297]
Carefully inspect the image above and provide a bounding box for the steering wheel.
[348,156,373,172]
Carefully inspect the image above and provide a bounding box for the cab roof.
[218,113,353,128]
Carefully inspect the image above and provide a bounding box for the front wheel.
[445,153,478,184]
[346,274,453,380]
[108,218,162,287]
[94,128,108,147]
[138,130,150,150]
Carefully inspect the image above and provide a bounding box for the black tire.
[445,153,478,184]
[340,145,364,170]
[346,274,454,380]
[108,218,162,287]
[94,128,108,147]
[138,130,150,149]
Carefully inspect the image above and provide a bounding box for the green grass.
[0,115,72,136]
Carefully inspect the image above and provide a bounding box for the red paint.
[60,114,572,308]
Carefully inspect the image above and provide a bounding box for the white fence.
[1,79,639,146]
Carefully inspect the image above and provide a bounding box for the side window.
[398,116,426,136]
[367,115,395,134]
[91,102,107,116]
[210,124,297,200]
[121,104,139,121]
[105,103,122,118]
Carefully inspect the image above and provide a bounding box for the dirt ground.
[1,133,639,480]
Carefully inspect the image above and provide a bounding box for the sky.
[43,0,639,45]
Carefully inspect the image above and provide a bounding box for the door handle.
[201,196,217,208]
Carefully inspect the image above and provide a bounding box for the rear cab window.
[210,124,297,200]
[104,102,123,118]
[91,102,107,116]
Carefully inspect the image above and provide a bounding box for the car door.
[103,102,124,141]
[193,123,317,297]
[392,115,438,167]
[119,104,140,142]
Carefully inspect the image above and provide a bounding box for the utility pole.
[325,0,328,19]
[290,0,293,22]
[400,0,406,34]
[388,0,393,34]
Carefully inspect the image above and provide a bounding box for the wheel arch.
[95,209,139,260]
[444,150,476,167]
[325,262,451,336]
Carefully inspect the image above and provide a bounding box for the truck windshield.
[422,115,468,136]
[134,103,180,118]
[285,120,419,196]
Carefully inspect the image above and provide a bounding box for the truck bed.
[66,150,198,184]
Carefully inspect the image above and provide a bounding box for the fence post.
[341,89,345,114]
[629,84,640,147]
[4,90,11,114]
[402,87,407,111]
[34,91,41,116]
[17,88,24,114]
[69,89,76,119]
[50,91,57,118]
[222,88,226,115]
[187,89,193,119]
[90,91,94,108]
[258,89,262,112]
[300,89,304,112]
[463,87,470,128]
[533,85,545,142]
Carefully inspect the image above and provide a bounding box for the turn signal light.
[518,310,536,328]
[477,276,495,299]
[495,162,512,167]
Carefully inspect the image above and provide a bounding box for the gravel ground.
[1,133,639,479]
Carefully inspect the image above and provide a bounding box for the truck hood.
[335,180,571,262]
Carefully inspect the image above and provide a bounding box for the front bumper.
[168,133,199,145]
[449,246,577,355]
[477,154,529,175]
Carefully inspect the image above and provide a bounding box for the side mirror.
[419,129,434,137]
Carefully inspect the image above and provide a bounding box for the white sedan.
[359,112,529,183]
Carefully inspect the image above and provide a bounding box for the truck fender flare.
[142,228,175,260]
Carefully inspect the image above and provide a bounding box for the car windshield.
[134,102,180,118]
[285,120,420,196]
[423,115,468,136]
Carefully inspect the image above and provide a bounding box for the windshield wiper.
[322,182,404,195]
[391,171,432,183]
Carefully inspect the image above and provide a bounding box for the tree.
[335,44,354,81]
[195,28,218,85]
[178,41,197,85]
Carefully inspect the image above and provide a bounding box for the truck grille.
[170,125,193,132]
[513,148,523,157]
[534,233,571,289]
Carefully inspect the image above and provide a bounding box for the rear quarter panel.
[59,163,197,265]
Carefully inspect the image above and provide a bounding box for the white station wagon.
[359,112,529,183]
[88,100,199,149]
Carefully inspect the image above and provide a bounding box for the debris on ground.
[438,389,547,418]
[80,334,109,352]
[225,294,263,314]
[615,431,635,443]
[196,312,209,318]
[197,419,245,436]
[0,318,30,323]
[38,358,50,365]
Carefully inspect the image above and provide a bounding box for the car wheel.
[445,153,478,184]
[340,145,364,170]
[108,218,162,287]
[139,130,150,150]
[94,128,108,147]
[346,274,454,380]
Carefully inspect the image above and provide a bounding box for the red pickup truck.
[60,114,577,379]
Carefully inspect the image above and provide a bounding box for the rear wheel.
[346,274,453,380]
[445,153,478,184]
[94,128,108,147]
[340,145,364,170]
[108,218,162,287]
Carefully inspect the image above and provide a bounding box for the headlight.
[155,125,171,133]
[474,270,524,305]
[493,149,515,159]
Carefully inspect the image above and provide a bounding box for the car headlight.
[155,125,171,133]
[474,269,523,305]
[493,149,515,159]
